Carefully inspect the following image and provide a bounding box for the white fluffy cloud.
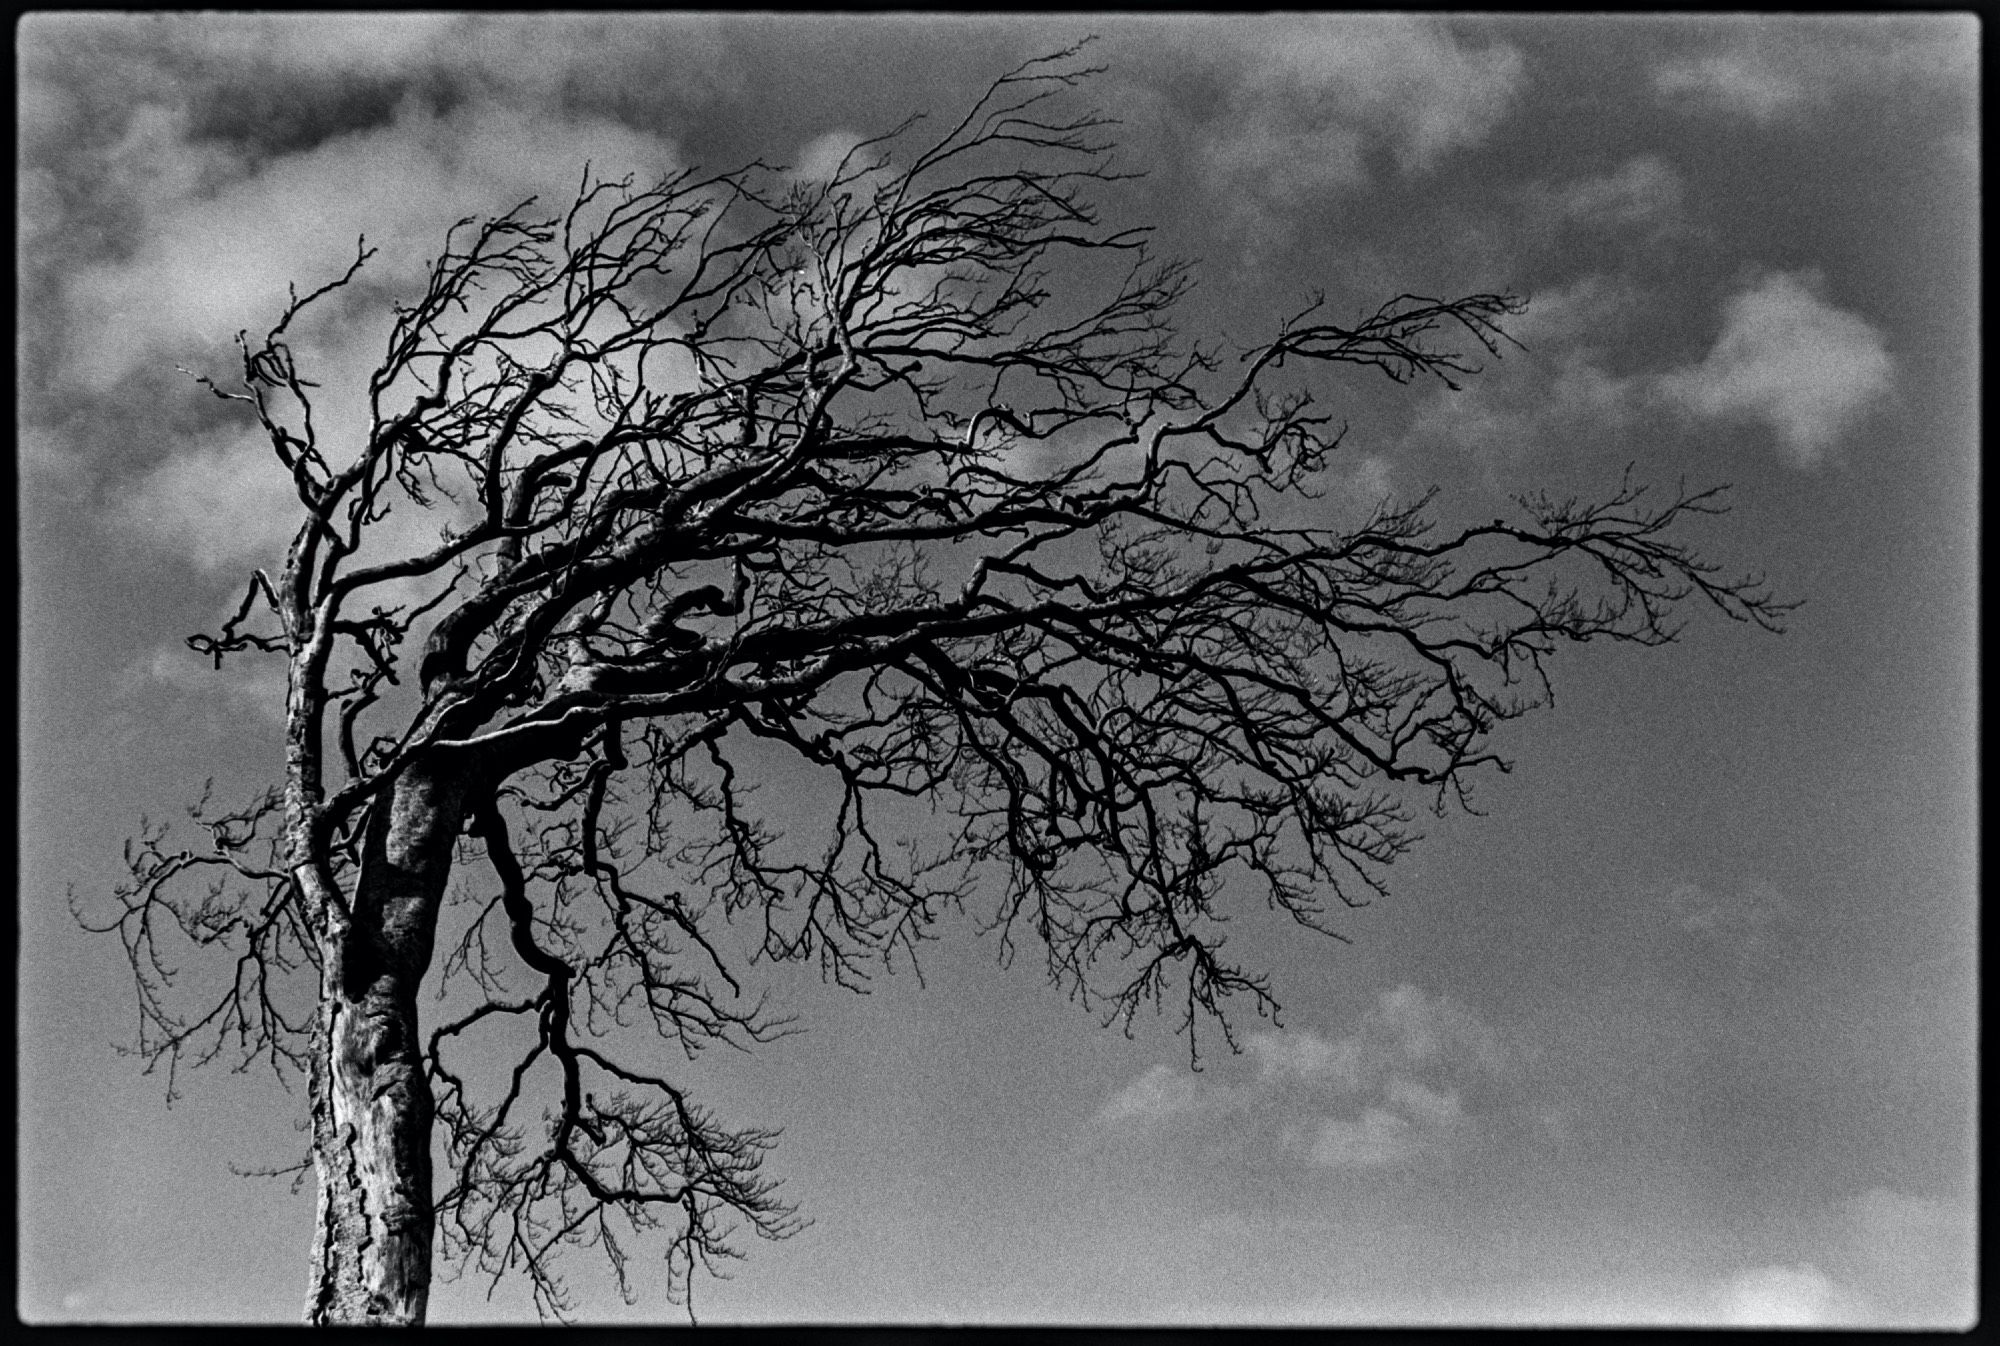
[1713,1263,1843,1326]
[1666,877,1786,951]
[1406,274,1648,468]
[108,427,303,574]
[1096,984,1519,1172]
[49,70,685,594]
[1308,1106,1419,1168]
[1185,16,1522,241]
[1656,53,1805,122]
[1836,1187,1977,1327]
[1366,983,1512,1076]
[1413,270,1892,470]
[793,129,869,183]
[1524,156,1686,237]
[63,95,680,396]
[1655,22,1977,124]
[1477,1189,1970,1328]
[1246,985,1512,1093]
[1095,1063,1205,1124]
[1247,1023,1362,1087]
[131,639,290,724]
[1288,985,1506,1169]
[168,12,463,77]
[1657,271,1892,466]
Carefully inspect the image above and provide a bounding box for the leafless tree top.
[84,46,1790,1318]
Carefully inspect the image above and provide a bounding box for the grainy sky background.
[17,12,1977,1327]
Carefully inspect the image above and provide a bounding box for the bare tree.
[79,48,1789,1325]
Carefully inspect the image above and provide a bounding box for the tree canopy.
[83,47,1789,1322]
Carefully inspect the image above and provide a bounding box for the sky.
[16,12,1979,1328]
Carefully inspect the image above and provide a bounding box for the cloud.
[133,641,289,724]
[1298,453,1399,535]
[794,129,870,183]
[1345,456,1395,512]
[1386,1076,1463,1128]
[29,34,686,581]
[1308,1106,1417,1169]
[1714,1263,1842,1326]
[1657,270,1892,466]
[21,14,737,139]
[1367,984,1512,1076]
[1836,1188,1977,1328]
[1304,1078,1467,1170]
[1117,1186,1973,1327]
[1405,274,1650,470]
[1846,1188,1968,1268]
[1247,1026,1363,1088]
[1455,1263,1854,1327]
[108,428,302,574]
[1248,17,1524,174]
[1665,877,1786,953]
[1284,987,1503,1169]
[1522,156,1686,238]
[163,12,464,79]
[23,16,697,488]
[1655,53,1804,122]
[399,14,742,109]
[1182,16,1523,242]
[1654,21,1977,123]
[1508,275,1643,351]
[1414,270,1892,471]
[1095,1063,1205,1124]
[1245,985,1513,1095]
[61,95,680,396]
[1097,985,1520,1173]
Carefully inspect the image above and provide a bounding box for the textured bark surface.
[304,766,464,1325]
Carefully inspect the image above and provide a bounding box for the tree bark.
[304,764,466,1325]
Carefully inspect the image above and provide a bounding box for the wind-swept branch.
[89,42,1790,1324]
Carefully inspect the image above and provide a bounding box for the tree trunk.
[304,765,466,1325]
